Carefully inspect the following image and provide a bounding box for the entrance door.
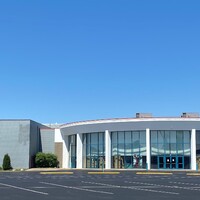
[171,156,176,168]
[158,156,165,169]
[158,155,184,169]
[177,156,184,169]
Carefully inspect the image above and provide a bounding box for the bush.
[3,154,12,170]
[35,152,59,168]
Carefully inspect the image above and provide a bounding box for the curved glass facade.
[67,129,197,170]
[111,131,146,169]
[151,130,191,169]
[83,132,105,168]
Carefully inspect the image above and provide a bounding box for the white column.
[146,128,151,170]
[105,130,111,169]
[62,135,69,168]
[76,133,83,169]
[191,129,197,170]
[55,129,69,168]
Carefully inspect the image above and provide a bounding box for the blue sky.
[0,0,200,123]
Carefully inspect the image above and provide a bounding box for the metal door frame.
[157,155,184,169]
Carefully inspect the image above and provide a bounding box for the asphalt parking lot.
[0,171,200,200]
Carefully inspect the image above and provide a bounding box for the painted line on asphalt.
[186,173,200,176]
[40,182,113,195]
[0,183,48,195]
[40,172,74,175]
[88,171,120,174]
[82,181,179,195]
[170,182,200,186]
[136,172,173,175]
[127,181,200,192]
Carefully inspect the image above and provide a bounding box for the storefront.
[59,113,200,170]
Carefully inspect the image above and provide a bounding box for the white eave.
[60,117,200,129]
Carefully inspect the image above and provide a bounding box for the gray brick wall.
[0,120,30,169]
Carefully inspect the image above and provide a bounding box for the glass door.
[171,156,176,169]
[158,155,183,169]
[166,156,171,168]
[177,156,184,169]
[166,155,177,169]
[158,156,164,169]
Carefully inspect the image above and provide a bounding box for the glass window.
[170,131,176,143]
[151,131,157,143]
[118,143,125,155]
[84,132,105,168]
[165,143,170,154]
[133,143,139,153]
[150,130,191,169]
[112,144,118,156]
[140,131,146,143]
[132,131,139,143]
[91,144,98,156]
[111,130,146,169]
[170,143,177,154]
[86,145,90,156]
[165,131,170,144]
[158,143,164,154]
[177,131,183,143]
[112,132,118,144]
[99,132,104,145]
[87,134,91,144]
[197,131,200,144]
[125,131,131,144]
[140,143,146,156]
[184,144,190,155]
[118,132,124,143]
[196,131,200,156]
[82,134,86,144]
[184,131,190,143]
[91,133,98,144]
[125,144,132,155]
[71,145,76,156]
[158,131,164,144]
[69,135,77,169]
[99,144,104,155]
[151,144,158,155]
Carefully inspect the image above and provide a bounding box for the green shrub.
[3,154,12,170]
[35,152,59,168]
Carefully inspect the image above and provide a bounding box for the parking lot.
[0,171,200,200]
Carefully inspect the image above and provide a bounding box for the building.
[1,113,200,170]
[0,120,54,169]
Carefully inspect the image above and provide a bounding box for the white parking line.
[81,185,159,189]
[82,181,179,195]
[170,182,200,186]
[127,181,200,192]
[0,183,48,195]
[40,182,113,195]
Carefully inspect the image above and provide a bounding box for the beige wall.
[55,142,63,168]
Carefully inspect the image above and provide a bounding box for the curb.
[136,172,173,175]
[40,172,74,175]
[186,173,200,176]
[88,172,120,175]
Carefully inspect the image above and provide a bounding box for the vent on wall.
[181,112,199,118]
[136,113,152,118]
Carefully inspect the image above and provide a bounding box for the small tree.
[35,152,59,168]
[3,154,12,170]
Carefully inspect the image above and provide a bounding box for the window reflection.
[150,130,191,169]
[83,132,105,168]
[111,131,146,169]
